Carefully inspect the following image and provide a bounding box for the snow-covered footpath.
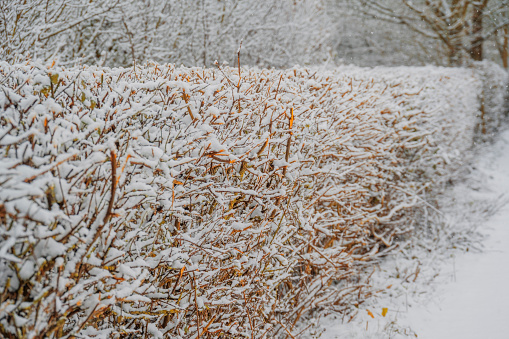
[316,128,509,338]
[403,130,509,339]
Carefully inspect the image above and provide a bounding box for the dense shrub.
[0,61,500,337]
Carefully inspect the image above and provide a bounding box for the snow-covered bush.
[0,61,499,337]
[0,0,332,68]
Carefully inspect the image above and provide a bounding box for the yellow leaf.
[50,73,59,85]
[366,309,374,319]
[382,308,388,317]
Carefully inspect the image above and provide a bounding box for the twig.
[103,150,117,224]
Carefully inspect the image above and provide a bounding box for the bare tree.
[0,0,122,63]
[485,0,509,68]
[0,0,335,68]
[354,0,509,66]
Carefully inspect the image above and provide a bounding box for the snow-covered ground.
[402,130,509,339]
[312,127,509,338]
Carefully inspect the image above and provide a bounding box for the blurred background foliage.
[1,0,508,68]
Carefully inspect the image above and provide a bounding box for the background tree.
[485,0,509,68]
[0,0,122,63]
[0,0,334,68]
[352,0,509,67]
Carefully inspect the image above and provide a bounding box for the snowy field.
[313,127,509,339]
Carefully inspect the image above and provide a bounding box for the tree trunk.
[503,26,509,69]
[469,1,488,61]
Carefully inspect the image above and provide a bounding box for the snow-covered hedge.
[0,61,503,338]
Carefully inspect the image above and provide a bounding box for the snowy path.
[314,129,509,339]
[403,130,509,339]
[406,210,509,338]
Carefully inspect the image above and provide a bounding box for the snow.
[402,130,509,339]
[18,261,35,280]
[34,238,67,259]
[314,128,509,339]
